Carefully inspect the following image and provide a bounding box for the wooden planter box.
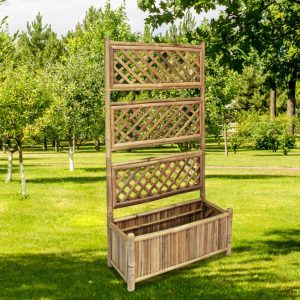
[104,40,233,291]
[109,200,232,291]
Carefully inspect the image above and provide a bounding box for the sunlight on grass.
[0,143,299,299]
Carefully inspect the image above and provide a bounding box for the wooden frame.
[105,39,233,291]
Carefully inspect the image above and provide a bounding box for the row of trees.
[0,1,137,197]
[0,0,299,198]
[139,1,299,155]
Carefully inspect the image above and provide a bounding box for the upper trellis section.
[108,41,204,91]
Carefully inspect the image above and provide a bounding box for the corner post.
[127,233,135,292]
[226,208,233,256]
[105,37,113,267]
[200,42,206,218]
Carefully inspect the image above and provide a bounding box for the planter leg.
[127,233,135,292]
[226,208,233,256]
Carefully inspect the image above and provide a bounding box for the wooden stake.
[127,233,135,292]
[105,37,113,267]
[226,208,233,256]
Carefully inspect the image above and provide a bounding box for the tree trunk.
[270,86,276,117]
[3,146,6,154]
[53,139,59,152]
[43,136,48,151]
[18,149,26,199]
[224,127,228,157]
[68,137,75,171]
[6,151,13,183]
[287,78,296,118]
[95,139,100,151]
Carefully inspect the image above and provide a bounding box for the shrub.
[230,112,296,155]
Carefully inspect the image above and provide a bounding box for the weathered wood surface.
[112,152,202,208]
[111,99,201,150]
[107,41,203,91]
[105,40,232,291]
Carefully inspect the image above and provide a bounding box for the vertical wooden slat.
[200,43,206,218]
[105,37,113,267]
[226,208,233,255]
[127,233,135,292]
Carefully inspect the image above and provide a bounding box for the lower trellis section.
[109,199,233,291]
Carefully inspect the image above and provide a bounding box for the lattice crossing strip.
[111,99,201,150]
[112,152,202,208]
[110,42,203,90]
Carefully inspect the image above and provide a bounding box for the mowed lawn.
[0,143,299,300]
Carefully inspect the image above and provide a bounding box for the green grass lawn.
[0,143,299,300]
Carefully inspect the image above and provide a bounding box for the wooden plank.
[114,198,201,223]
[112,151,201,170]
[109,97,202,106]
[113,185,202,209]
[122,208,202,233]
[135,212,228,241]
[111,99,200,111]
[127,233,135,292]
[204,200,226,213]
[226,208,233,255]
[105,37,113,267]
[110,40,203,49]
[111,82,202,91]
[135,248,226,282]
[112,134,202,151]
[110,260,127,281]
[200,43,206,217]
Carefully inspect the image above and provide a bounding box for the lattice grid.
[113,155,201,206]
[113,49,201,85]
[112,101,200,147]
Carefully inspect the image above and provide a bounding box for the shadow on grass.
[80,167,106,173]
[254,153,300,157]
[206,174,296,180]
[27,176,105,184]
[235,228,300,256]
[0,249,294,300]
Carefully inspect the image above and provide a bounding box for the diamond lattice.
[113,102,200,146]
[113,49,201,85]
[114,155,201,205]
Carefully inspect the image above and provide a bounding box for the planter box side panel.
[115,200,201,230]
[110,227,128,279]
[134,215,228,279]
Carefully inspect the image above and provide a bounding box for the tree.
[0,66,50,197]
[138,0,300,118]
[17,13,64,69]
[42,1,137,170]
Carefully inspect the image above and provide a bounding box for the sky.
[0,0,220,37]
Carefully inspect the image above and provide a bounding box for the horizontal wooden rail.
[112,135,201,151]
[112,151,202,169]
[122,208,202,233]
[134,212,228,241]
[110,97,202,106]
[114,198,201,223]
[113,186,202,209]
[110,40,202,50]
[111,83,202,91]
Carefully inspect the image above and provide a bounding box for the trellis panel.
[105,40,232,292]
[112,152,202,209]
[109,41,203,91]
[111,99,202,150]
